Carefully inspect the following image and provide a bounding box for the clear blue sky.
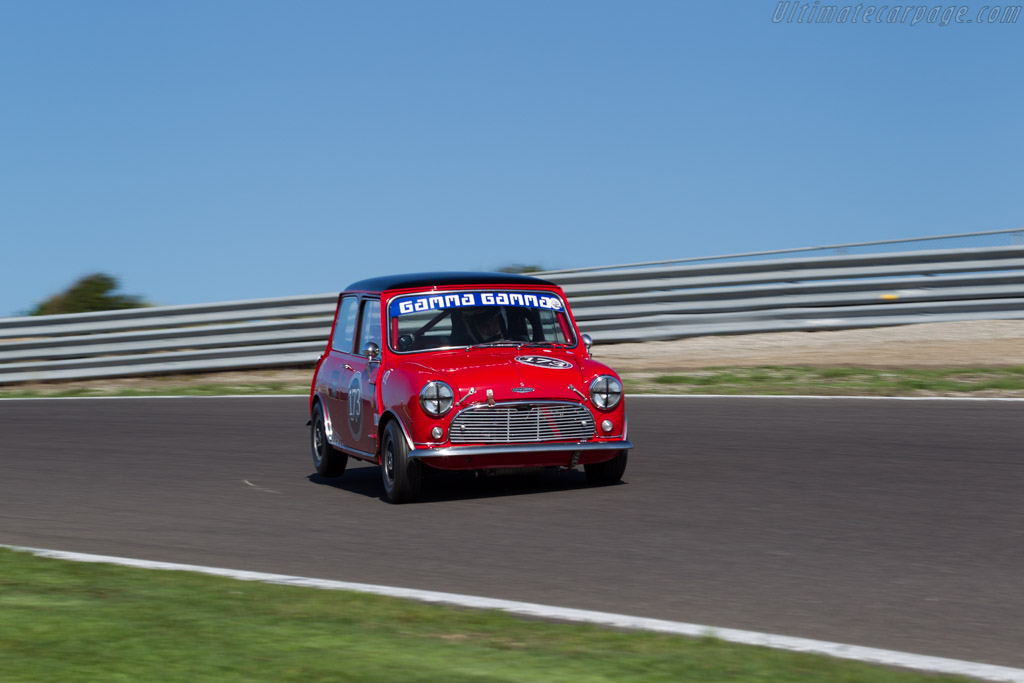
[2,1,1021,316]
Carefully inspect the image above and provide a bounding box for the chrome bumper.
[409,440,632,459]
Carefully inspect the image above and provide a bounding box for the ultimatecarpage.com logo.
[772,2,1021,25]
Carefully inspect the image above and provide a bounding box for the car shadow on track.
[308,462,623,504]
[307,464,382,499]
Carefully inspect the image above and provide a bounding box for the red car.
[309,272,632,503]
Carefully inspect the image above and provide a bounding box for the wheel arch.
[378,409,415,460]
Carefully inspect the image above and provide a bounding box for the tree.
[30,273,148,316]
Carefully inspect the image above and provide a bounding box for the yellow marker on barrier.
[880,293,900,300]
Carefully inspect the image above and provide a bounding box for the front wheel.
[380,420,422,503]
[311,403,348,477]
[584,449,627,486]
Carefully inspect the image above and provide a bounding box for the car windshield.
[387,290,577,353]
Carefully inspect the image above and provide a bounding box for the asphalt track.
[1,396,1021,669]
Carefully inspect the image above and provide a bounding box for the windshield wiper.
[466,341,520,350]
[519,341,563,349]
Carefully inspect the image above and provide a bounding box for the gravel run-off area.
[594,320,1024,371]
[4,320,1024,396]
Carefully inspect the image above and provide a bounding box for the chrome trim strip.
[448,399,596,445]
[321,395,404,460]
[317,395,343,449]
[567,384,588,402]
[313,390,330,415]
[409,440,632,459]
[336,444,377,462]
[385,411,416,452]
[456,399,587,411]
[323,408,368,456]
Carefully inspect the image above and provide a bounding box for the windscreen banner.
[389,291,564,316]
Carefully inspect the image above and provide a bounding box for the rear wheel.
[311,403,348,477]
[584,450,627,486]
[380,420,422,503]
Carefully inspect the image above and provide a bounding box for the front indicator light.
[601,419,613,433]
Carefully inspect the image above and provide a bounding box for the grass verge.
[3,366,1024,399]
[0,549,968,682]
[0,381,309,399]
[623,366,1024,397]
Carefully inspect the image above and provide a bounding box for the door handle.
[344,364,354,371]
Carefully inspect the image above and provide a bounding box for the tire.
[311,402,348,477]
[380,419,422,503]
[584,449,627,486]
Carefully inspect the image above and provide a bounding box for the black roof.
[345,271,557,293]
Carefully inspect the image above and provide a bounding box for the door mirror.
[581,334,593,355]
[362,341,380,362]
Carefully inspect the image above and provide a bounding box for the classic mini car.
[309,272,632,503]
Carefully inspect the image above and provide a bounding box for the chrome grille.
[449,402,596,444]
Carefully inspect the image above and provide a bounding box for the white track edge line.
[0,394,308,400]
[2,393,1023,402]
[628,394,1024,401]
[4,544,1023,682]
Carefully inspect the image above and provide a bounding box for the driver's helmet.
[464,306,503,343]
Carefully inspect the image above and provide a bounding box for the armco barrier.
[2,241,1024,384]
[0,294,337,384]
[556,244,1024,342]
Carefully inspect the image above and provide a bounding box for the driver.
[466,307,504,343]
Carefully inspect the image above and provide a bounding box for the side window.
[358,299,381,351]
[331,296,358,353]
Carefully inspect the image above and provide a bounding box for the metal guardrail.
[0,294,338,384]
[2,240,1024,384]
[557,244,1024,342]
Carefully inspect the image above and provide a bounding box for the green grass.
[627,366,1024,397]
[4,366,1024,399]
[0,382,307,399]
[0,549,967,682]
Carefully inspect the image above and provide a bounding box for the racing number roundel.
[515,356,573,369]
[347,374,362,440]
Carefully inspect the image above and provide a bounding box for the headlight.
[419,381,454,417]
[589,375,622,410]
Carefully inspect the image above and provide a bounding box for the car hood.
[395,349,591,405]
